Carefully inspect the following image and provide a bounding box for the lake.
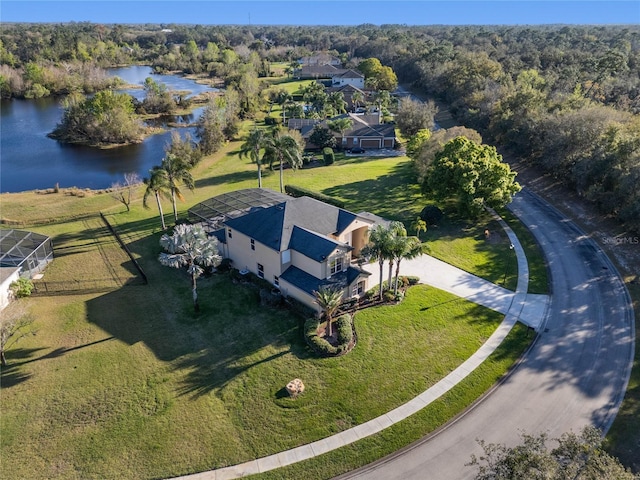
[0,66,214,193]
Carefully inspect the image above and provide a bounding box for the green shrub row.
[284,185,346,208]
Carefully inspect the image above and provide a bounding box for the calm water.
[0,66,213,193]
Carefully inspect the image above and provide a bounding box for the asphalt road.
[338,187,635,480]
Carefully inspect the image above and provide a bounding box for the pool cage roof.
[0,229,54,278]
[188,188,290,231]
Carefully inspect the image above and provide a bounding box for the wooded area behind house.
[1,22,638,232]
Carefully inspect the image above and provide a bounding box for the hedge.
[284,185,346,208]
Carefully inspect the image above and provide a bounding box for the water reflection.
[0,66,213,193]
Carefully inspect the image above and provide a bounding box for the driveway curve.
[338,187,635,480]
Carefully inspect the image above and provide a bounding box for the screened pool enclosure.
[0,229,54,278]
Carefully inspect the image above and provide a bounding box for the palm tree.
[327,91,347,116]
[158,224,221,312]
[411,217,427,238]
[239,127,267,188]
[386,221,407,288]
[263,130,304,193]
[161,153,195,223]
[327,118,353,150]
[390,235,423,296]
[361,224,394,301]
[314,286,343,338]
[143,166,171,230]
[351,90,364,110]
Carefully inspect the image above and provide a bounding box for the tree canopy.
[469,427,638,480]
[423,137,521,218]
[49,89,144,146]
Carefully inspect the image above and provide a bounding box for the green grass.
[0,126,542,479]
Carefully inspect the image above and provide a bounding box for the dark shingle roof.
[224,203,286,251]
[288,226,341,262]
[280,265,369,296]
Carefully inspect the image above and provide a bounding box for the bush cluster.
[284,185,345,208]
[304,314,354,356]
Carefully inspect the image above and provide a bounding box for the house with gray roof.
[190,189,377,312]
[289,112,396,151]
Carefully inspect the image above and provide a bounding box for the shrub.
[284,185,345,208]
[322,147,335,165]
[420,205,444,225]
[335,314,353,346]
[304,314,353,356]
[9,278,34,298]
[264,116,282,126]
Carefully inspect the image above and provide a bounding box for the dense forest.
[1,22,638,231]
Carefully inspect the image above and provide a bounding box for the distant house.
[188,189,381,312]
[295,64,343,80]
[331,69,365,89]
[289,112,396,151]
[298,54,342,66]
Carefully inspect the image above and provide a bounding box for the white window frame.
[250,238,255,251]
[330,256,343,275]
[257,263,264,279]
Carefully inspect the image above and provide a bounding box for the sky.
[1,0,639,26]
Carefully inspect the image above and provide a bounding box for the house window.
[227,228,232,239]
[353,137,358,143]
[342,137,347,144]
[330,257,343,275]
[250,239,255,251]
[274,275,279,287]
[257,263,264,279]
[352,280,365,297]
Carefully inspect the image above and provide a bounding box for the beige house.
[189,189,379,312]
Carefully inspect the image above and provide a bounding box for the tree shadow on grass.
[194,170,262,189]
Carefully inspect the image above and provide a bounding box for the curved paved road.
[339,188,635,480]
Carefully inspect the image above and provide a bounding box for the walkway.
[172,212,550,480]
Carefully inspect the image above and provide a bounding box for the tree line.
[2,22,638,231]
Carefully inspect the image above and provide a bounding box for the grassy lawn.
[1,124,546,479]
[2,256,507,479]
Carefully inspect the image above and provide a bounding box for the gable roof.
[225,202,286,251]
[333,69,364,79]
[223,194,372,254]
[288,226,346,262]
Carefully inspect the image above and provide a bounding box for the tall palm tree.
[239,127,267,188]
[161,153,195,223]
[158,224,221,312]
[387,221,407,287]
[390,236,423,296]
[264,130,304,193]
[143,166,172,230]
[314,286,343,338]
[362,224,394,301]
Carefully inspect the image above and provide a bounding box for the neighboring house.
[188,189,380,313]
[331,69,365,89]
[295,64,344,80]
[298,54,342,66]
[289,112,396,150]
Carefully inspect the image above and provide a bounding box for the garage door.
[361,139,381,148]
